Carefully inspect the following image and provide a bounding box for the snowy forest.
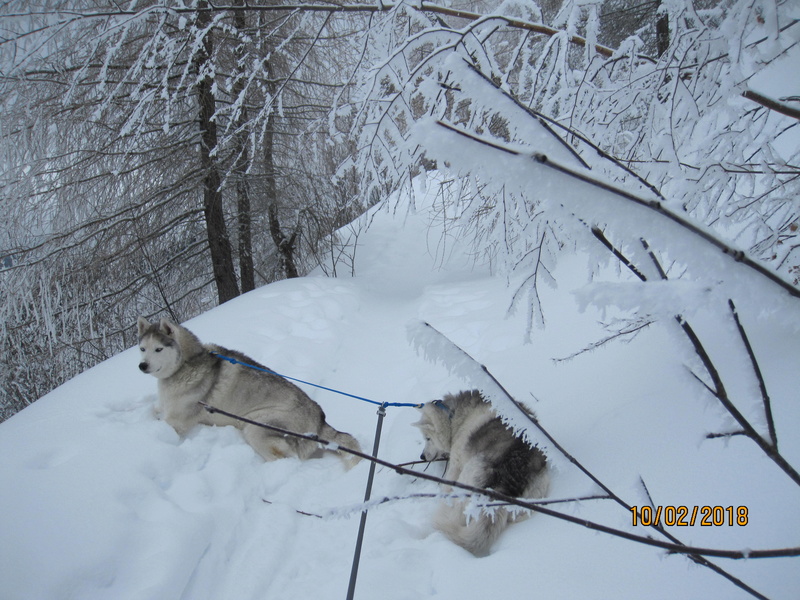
[1,1,798,420]
[1,1,799,597]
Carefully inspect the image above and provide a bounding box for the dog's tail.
[321,423,362,469]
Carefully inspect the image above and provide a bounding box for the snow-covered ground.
[1,177,798,599]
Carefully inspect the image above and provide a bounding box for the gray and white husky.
[413,390,548,556]
[137,317,361,467]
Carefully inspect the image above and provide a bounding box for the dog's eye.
[139,347,144,352]
[155,347,163,353]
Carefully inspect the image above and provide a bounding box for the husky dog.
[137,317,361,467]
[413,390,548,556]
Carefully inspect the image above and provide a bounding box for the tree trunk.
[656,1,669,57]
[196,3,240,303]
[233,2,256,293]
[236,176,255,292]
[268,202,300,279]
[264,111,300,279]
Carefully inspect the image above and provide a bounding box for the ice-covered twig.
[638,476,656,510]
[199,402,800,565]
[742,89,800,121]
[553,318,653,363]
[328,490,613,520]
[262,498,323,519]
[434,120,800,302]
[640,241,800,488]
[591,227,648,281]
[728,299,777,450]
[706,431,748,440]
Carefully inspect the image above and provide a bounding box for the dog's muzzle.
[421,451,448,462]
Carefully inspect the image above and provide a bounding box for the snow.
[1,176,799,599]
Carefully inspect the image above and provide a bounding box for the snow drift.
[1,176,798,599]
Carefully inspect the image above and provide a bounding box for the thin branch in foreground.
[728,299,777,449]
[328,491,614,519]
[706,431,748,440]
[593,234,786,483]
[639,476,656,510]
[743,89,800,121]
[640,242,800,488]
[262,498,323,519]
[553,319,653,363]
[591,227,648,281]
[200,402,800,564]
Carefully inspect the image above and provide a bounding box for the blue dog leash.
[209,351,423,409]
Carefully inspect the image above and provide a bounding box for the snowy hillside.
[1,176,798,599]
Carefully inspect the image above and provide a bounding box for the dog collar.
[431,399,453,418]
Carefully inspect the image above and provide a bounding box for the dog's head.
[412,400,454,462]
[136,317,182,379]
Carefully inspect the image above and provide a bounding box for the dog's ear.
[137,316,151,338]
[159,318,177,338]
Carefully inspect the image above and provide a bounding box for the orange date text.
[630,505,748,527]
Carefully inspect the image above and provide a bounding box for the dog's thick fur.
[413,390,548,556]
[137,317,361,467]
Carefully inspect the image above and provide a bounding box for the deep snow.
[1,176,798,599]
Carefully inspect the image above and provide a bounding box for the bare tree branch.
[728,299,778,449]
[201,402,800,566]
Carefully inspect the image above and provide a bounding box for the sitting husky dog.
[137,317,361,467]
[413,390,548,556]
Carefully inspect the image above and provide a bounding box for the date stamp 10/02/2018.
[631,505,749,527]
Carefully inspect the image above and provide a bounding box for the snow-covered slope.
[1,176,798,599]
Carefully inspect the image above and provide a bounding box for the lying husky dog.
[137,317,361,467]
[414,390,548,556]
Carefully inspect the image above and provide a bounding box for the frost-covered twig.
[706,431,748,440]
[590,227,648,281]
[638,476,656,511]
[640,240,800,488]
[12,3,616,58]
[262,498,323,519]
[199,402,800,567]
[328,490,613,520]
[728,299,777,450]
[508,229,550,333]
[743,89,800,121]
[434,120,800,302]
[553,318,653,363]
